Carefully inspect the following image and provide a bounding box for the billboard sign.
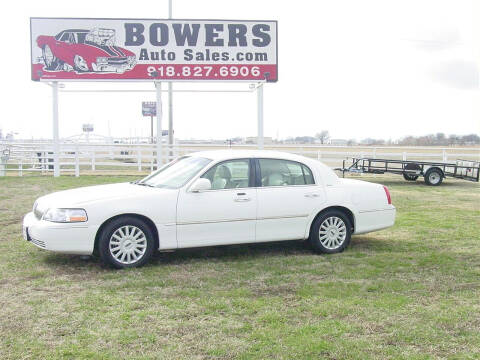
[30,18,278,82]
[142,101,157,116]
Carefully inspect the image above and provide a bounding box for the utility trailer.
[337,158,480,186]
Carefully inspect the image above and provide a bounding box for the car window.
[201,159,250,190]
[259,159,315,186]
[140,156,211,189]
[60,32,70,42]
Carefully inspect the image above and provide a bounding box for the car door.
[176,158,257,248]
[255,158,325,242]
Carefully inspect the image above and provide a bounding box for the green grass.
[0,174,479,359]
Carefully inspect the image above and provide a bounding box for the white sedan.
[22,150,396,268]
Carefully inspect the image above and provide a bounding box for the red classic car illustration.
[36,28,136,74]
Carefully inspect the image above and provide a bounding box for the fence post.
[137,147,142,172]
[19,160,23,177]
[317,151,321,160]
[442,149,447,162]
[91,148,96,171]
[403,152,407,161]
[75,145,80,177]
[373,147,377,159]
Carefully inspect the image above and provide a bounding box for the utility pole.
[168,0,174,160]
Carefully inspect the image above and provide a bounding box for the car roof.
[189,149,314,163]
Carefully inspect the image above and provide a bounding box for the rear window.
[258,159,315,186]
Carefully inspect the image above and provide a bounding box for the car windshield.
[138,156,211,189]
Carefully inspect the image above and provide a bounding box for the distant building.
[246,136,273,145]
[328,139,348,146]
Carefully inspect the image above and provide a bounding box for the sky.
[1,0,479,141]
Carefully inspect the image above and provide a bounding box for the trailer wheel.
[424,168,443,186]
[403,173,419,181]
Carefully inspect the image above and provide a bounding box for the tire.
[42,45,60,70]
[98,216,155,269]
[403,173,419,181]
[73,55,88,72]
[309,210,352,254]
[424,168,443,186]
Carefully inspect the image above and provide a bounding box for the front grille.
[108,57,127,65]
[30,237,46,249]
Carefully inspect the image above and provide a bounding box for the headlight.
[43,208,88,223]
[96,56,108,64]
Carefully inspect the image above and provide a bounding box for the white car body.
[23,150,396,257]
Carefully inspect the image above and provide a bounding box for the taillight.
[383,186,392,205]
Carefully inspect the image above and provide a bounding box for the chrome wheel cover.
[429,172,441,184]
[319,216,347,250]
[109,225,147,265]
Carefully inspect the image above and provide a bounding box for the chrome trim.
[177,214,309,226]
[358,208,395,214]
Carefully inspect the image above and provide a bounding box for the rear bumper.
[22,212,98,255]
[354,206,396,234]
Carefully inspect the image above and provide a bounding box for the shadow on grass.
[41,240,315,272]
[152,240,312,265]
[40,235,404,273]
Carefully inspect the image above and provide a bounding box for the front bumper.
[22,212,98,255]
[91,62,135,73]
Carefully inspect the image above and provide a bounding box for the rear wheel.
[309,210,352,254]
[424,168,443,186]
[99,216,155,268]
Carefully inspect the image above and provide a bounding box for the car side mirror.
[190,178,211,192]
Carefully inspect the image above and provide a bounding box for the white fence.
[1,141,479,177]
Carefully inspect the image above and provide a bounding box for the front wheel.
[99,216,155,268]
[42,45,60,70]
[309,211,352,254]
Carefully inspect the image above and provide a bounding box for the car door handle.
[234,197,251,202]
[305,193,320,198]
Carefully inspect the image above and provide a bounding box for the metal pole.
[155,82,163,167]
[150,115,154,143]
[52,82,60,177]
[168,0,174,160]
[168,83,173,159]
[257,84,264,149]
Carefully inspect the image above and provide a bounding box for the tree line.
[281,131,479,146]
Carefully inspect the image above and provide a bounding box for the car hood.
[34,182,170,209]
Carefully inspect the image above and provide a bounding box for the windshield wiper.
[136,182,155,187]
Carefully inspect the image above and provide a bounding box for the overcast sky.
[1,0,478,141]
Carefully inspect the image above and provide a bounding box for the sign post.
[257,84,264,149]
[155,82,163,167]
[52,82,60,177]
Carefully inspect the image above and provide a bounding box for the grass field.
[0,174,479,359]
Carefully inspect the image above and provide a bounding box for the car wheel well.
[94,214,159,255]
[310,206,355,236]
[426,167,444,177]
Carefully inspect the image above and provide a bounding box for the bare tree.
[315,130,330,145]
